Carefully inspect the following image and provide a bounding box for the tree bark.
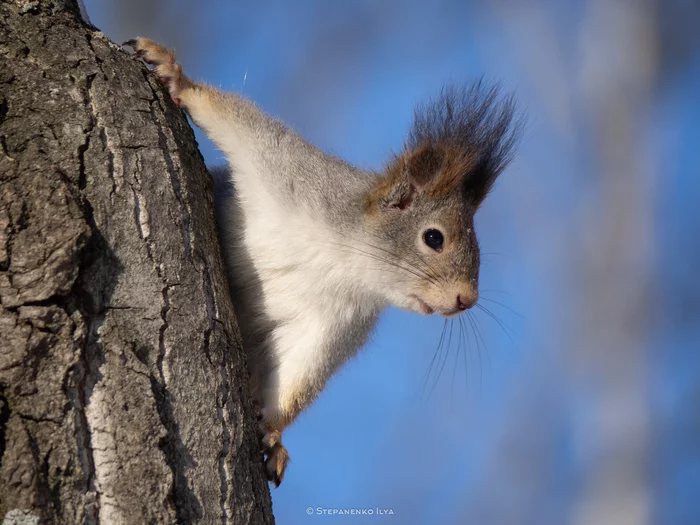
[0,1,275,523]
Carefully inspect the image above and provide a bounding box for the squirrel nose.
[456,292,478,311]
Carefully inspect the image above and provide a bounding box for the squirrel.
[126,38,520,486]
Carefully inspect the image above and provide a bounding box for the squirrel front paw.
[260,424,290,487]
[124,37,191,106]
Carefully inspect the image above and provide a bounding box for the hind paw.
[259,423,290,486]
[265,442,290,487]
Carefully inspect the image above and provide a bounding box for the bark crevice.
[0,1,274,523]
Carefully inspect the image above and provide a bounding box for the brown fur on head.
[367,81,520,209]
[363,82,521,317]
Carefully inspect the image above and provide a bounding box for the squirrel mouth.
[413,296,435,315]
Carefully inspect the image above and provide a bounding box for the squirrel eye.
[423,229,444,252]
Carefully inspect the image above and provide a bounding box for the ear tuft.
[406,81,523,204]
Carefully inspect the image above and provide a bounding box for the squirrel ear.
[402,144,444,191]
[385,145,443,211]
[391,183,415,210]
[373,145,444,212]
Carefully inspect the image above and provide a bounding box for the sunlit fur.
[129,38,520,485]
[365,82,521,318]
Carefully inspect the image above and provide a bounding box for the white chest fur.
[228,181,381,413]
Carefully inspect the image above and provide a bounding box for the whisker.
[450,317,468,406]
[466,311,484,386]
[336,233,443,287]
[406,244,445,286]
[458,316,469,397]
[479,288,512,296]
[324,241,439,286]
[476,303,516,343]
[356,243,441,287]
[479,297,524,319]
[470,309,490,363]
[428,319,454,398]
[420,319,448,399]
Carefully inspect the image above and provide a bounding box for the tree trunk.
[0,1,275,523]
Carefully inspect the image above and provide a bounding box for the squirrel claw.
[259,422,289,485]
[265,443,290,487]
[125,37,187,104]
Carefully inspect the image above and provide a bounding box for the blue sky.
[85,2,700,523]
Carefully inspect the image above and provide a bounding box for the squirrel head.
[363,82,521,317]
